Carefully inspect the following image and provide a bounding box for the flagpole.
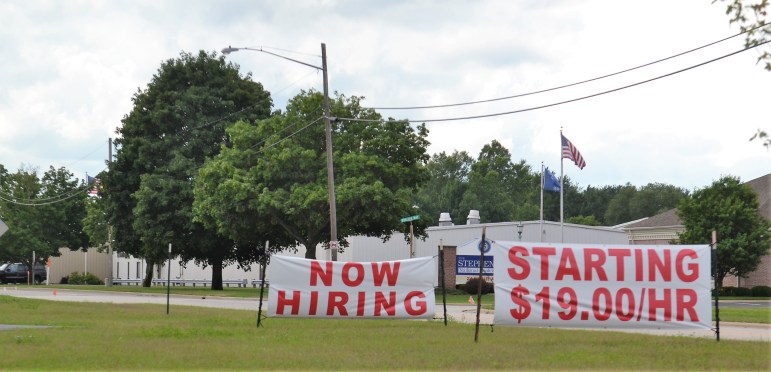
[560,131,564,243]
[540,162,544,242]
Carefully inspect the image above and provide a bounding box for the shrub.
[750,285,771,297]
[718,286,737,296]
[464,278,494,295]
[67,272,104,285]
[68,272,83,285]
[734,287,752,296]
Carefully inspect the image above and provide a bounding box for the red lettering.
[635,249,644,281]
[592,287,612,321]
[555,248,580,280]
[309,291,319,315]
[676,289,698,321]
[342,263,365,287]
[608,248,631,281]
[615,287,635,321]
[648,249,672,282]
[507,246,530,280]
[676,249,699,282]
[327,291,349,316]
[404,291,427,316]
[584,248,608,281]
[357,292,366,316]
[648,288,672,321]
[374,292,396,316]
[532,247,556,280]
[371,262,400,286]
[310,261,333,286]
[276,290,301,315]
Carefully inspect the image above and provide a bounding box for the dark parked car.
[0,262,47,284]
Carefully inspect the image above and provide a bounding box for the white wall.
[111,221,628,284]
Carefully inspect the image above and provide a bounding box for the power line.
[365,26,761,111]
[339,40,771,124]
[0,183,96,206]
[259,116,325,151]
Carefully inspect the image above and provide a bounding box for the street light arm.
[221,42,338,261]
[221,46,323,71]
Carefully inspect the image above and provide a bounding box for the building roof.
[625,208,682,229]
[624,173,770,229]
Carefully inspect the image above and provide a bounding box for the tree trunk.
[211,259,223,291]
[142,260,154,287]
[304,240,318,259]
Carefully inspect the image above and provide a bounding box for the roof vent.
[466,210,480,225]
[438,212,453,226]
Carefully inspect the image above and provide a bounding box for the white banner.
[268,256,436,319]
[493,242,711,330]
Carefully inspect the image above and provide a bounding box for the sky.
[1,0,769,194]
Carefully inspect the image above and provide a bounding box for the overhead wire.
[365,24,766,111]
[338,39,771,124]
[3,44,326,208]
[10,27,766,206]
[0,171,105,205]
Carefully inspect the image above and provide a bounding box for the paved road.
[2,287,769,342]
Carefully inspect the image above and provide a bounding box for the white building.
[112,210,628,286]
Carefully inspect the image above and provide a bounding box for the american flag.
[561,134,586,170]
[87,175,100,196]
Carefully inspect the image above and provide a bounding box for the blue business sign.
[456,255,494,276]
[477,239,492,254]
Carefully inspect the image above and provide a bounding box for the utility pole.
[321,43,338,261]
[107,138,113,287]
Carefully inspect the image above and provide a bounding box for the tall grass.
[0,295,768,370]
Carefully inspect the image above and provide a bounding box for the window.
[136,262,141,278]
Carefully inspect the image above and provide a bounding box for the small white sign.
[0,218,7,238]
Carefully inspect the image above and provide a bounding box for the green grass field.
[0,295,769,370]
[34,285,771,324]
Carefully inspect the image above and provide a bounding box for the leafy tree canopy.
[194,90,430,259]
[677,175,770,287]
[0,165,88,271]
[102,50,272,287]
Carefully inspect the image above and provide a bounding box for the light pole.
[222,43,339,261]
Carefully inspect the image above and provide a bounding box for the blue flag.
[543,167,560,192]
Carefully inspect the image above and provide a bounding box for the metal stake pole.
[474,226,486,342]
[712,230,719,342]
[257,241,269,328]
[440,239,447,326]
[166,243,171,315]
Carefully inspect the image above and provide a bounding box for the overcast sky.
[1,0,769,194]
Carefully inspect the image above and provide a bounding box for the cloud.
[0,0,768,193]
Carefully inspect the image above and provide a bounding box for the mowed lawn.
[1,295,769,370]
[39,285,771,323]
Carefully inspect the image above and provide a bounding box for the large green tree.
[414,150,473,225]
[194,91,430,259]
[458,140,536,223]
[579,184,623,224]
[0,165,88,276]
[102,50,272,288]
[604,183,687,225]
[677,176,770,288]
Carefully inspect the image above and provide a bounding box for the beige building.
[47,247,111,284]
[622,173,770,288]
